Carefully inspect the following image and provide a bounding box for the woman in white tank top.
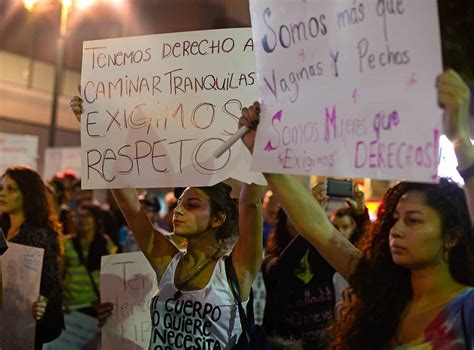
[71,95,264,348]
[113,182,263,350]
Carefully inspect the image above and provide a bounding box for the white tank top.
[149,252,245,350]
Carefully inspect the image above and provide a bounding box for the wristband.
[458,163,474,180]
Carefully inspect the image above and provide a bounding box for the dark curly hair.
[1,166,64,261]
[197,182,239,245]
[331,178,474,350]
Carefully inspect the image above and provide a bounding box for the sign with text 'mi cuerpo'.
[249,0,442,183]
[80,28,265,189]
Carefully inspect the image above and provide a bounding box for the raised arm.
[231,183,264,300]
[437,70,474,224]
[111,188,177,269]
[70,96,177,272]
[265,173,361,279]
[239,102,361,280]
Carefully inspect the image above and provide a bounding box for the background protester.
[238,70,474,349]
[0,166,65,349]
[263,208,335,350]
[63,202,117,316]
[262,190,280,246]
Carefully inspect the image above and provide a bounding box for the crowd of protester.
[0,69,472,349]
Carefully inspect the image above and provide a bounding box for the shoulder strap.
[224,255,253,344]
[72,238,100,298]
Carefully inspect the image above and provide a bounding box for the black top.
[263,235,335,350]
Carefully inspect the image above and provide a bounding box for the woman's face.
[332,215,356,239]
[173,187,216,237]
[75,207,96,238]
[389,191,445,270]
[0,176,24,215]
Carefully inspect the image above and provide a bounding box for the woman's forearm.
[264,173,361,279]
[454,141,474,225]
[111,188,140,214]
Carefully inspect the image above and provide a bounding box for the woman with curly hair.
[0,166,64,349]
[239,69,474,349]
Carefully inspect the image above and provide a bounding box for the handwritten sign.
[0,242,44,350]
[0,132,38,174]
[100,252,157,349]
[249,0,442,183]
[43,311,100,350]
[80,28,265,189]
[43,147,81,181]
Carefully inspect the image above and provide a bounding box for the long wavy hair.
[331,178,474,349]
[1,166,64,261]
[198,182,239,247]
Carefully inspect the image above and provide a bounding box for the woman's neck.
[185,231,223,264]
[6,212,25,240]
[410,262,466,303]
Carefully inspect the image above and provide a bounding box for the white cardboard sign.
[100,252,157,350]
[0,243,44,350]
[0,132,38,174]
[249,0,442,182]
[80,28,265,189]
[43,147,81,181]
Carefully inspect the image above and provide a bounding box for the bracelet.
[458,163,474,180]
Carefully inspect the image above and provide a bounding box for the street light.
[23,0,123,146]
[23,0,73,147]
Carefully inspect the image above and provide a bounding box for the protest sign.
[249,0,442,182]
[43,147,81,180]
[80,28,265,189]
[0,242,44,350]
[0,131,38,174]
[100,252,157,349]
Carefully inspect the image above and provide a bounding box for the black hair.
[197,182,239,243]
[331,178,474,349]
